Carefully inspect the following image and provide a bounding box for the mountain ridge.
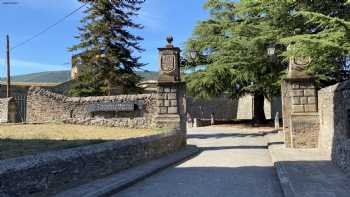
[1,70,159,84]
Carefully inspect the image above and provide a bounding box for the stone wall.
[281,80,292,146]
[26,87,157,128]
[236,95,253,119]
[187,95,238,120]
[187,94,282,121]
[318,85,336,157]
[318,81,350,173]
[0,97,16,123]
[0,131,186,196]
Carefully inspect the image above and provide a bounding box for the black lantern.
[189,49,198,60]
[267,44,276,56]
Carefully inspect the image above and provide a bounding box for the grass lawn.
[0,124,164,160]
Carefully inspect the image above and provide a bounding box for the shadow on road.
[188,133,264,139]
[201,145,268,151]
[117,166,283,197]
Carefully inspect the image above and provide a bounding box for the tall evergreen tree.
[185,0,350,123]
[281,1,350,85]
[69,0,145,96]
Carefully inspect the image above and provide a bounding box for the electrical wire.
[10,3,87,51]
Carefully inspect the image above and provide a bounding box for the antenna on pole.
[6,35,11,98]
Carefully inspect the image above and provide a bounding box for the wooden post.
[6,35,11,98]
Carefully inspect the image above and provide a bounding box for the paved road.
[114,127,283,197]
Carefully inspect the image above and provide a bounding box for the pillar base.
[153,114,181,130]
[289,113,319,148]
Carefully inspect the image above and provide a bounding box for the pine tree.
[185,0,350,123]
[69,0,145,96]
[185,0,286,123]
[280,1,350,85]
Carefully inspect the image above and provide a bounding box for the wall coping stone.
[28,87,156,103]
[0,97,15,102]
[319,81,350,94]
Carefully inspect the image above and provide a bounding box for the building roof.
[0,81,60,87]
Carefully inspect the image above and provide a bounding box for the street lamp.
[235,84,240,90]
[267,44,276,56]
[189,49,198,60]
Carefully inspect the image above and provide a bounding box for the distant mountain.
[137,71,159,81]
[5,71,71,84]
[1,70,159,84]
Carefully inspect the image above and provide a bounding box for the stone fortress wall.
[187,94,282,121]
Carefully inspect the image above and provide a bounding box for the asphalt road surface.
[114,127,283,197]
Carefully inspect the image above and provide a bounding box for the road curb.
[274,162,295,197]
[265,132,295,197]
[55,145,200,197]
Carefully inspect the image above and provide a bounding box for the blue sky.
[0,0,208,76]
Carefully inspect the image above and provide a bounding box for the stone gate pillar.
[154,36,187,138]
[0,97,17,123]
[282,57,320,148]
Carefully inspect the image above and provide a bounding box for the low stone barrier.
[0,131,186,196]
[26,87,158,128]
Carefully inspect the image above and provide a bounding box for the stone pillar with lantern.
[154,36,187,143]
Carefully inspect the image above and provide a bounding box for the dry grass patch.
[0,124,164,160]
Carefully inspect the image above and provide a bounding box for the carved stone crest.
[158,36,181,82]
[293,57,312,66]
[161,55,176,73]
[288,57,312,79]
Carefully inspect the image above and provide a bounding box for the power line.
[11,3,87,51]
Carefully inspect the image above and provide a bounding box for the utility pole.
[6,35,11,98]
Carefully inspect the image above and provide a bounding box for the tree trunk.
[253,92,267,124]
